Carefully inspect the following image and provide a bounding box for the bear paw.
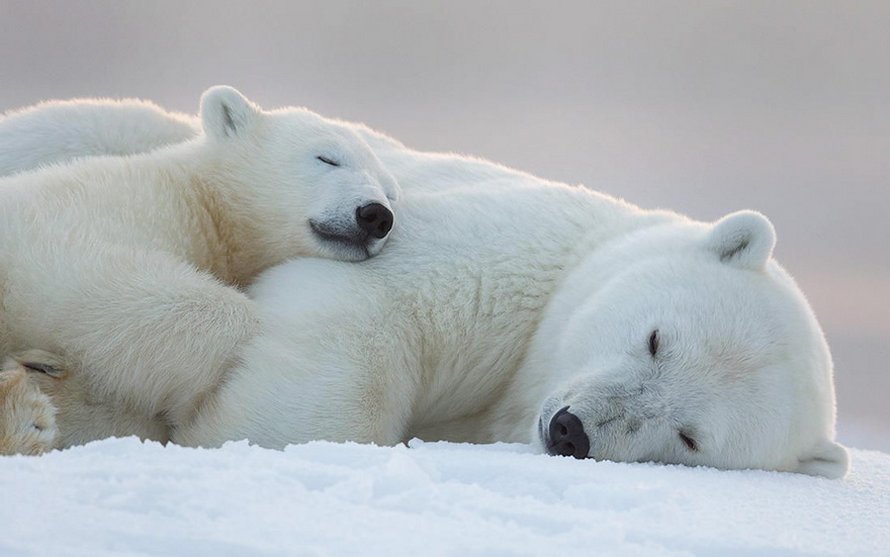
[0,354,61,456]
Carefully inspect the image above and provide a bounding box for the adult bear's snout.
[356,203,394,239]
[547,406,590,459]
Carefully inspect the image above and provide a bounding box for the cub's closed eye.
[648,329,659,357]
[317,155,341,167]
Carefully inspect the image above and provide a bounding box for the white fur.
[0,97,197,176]
[0,99,847,478]
[0,87,398,436]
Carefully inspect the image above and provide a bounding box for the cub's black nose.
[356,203,393,239]
[547,406,590,459]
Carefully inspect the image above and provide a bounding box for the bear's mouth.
[309,220,371,260]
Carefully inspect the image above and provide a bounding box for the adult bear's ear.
[795,438,850,479]
[707,210,776,270]
[199,85,260,140]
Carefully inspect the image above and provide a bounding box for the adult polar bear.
[0,99,848,477]
[0,87,398,447]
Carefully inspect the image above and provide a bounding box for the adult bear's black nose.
[547,406,590,459]
[356,203,393,239]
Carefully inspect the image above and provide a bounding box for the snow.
[1,438,887,557]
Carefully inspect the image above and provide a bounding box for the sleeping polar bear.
[0,100,848,478]
[0,88,398,442]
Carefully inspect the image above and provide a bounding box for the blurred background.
[2,1,887,450]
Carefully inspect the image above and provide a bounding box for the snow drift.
[1,438,886,556]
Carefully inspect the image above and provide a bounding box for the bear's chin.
[309,221,381,261]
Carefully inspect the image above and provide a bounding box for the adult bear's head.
[531,211,849,478]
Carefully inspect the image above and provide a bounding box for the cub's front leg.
[5,246,261,429]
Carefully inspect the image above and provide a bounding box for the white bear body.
[0,88,398,435]
[0,98,198,176]
[0,99,847,477]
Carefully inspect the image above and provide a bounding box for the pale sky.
[1,0,887,449]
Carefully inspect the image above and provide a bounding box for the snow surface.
[1,438,887,557]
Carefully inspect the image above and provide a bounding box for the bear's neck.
[171,148,282,289]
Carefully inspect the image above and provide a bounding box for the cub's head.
[199,86,400,261]
[535,211,849,478]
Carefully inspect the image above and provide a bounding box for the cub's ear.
[707,210,776,270]
[199,85,260,140]
[796,439,850,479]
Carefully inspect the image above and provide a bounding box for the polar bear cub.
[0,86,398,442]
